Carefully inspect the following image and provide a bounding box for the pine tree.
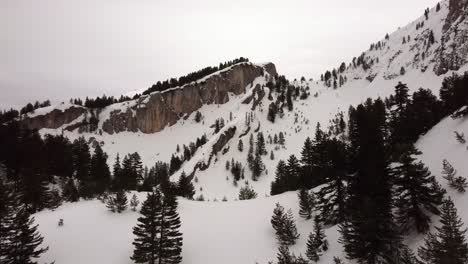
[113,153,122,190]
[6,207,48,264]
[256,132,267,156]
[418,198,468,264]
[271,160,288,195]
[341,99,401,264]
[130,194,140,211]
[281,209,300,246]
[238,184,257,200]
[442,159,457,184]
[268,102,277,123]
[251,151,264,181]
[442,159,468,192]
[247,134,255,171]
[90,144,111,195]
[114,190,128,213]
[131,190,183,264]
[238,139,244,152]
[62,178,79,202]
[298,189,313,220]
[106,194,117,213]
[0,179,16,262]
[315,138,347,225]
[393,145,445,233]
[177,172,195,199]
[306,232,319,262]
[276,246,294,264]
[278,132,286,146]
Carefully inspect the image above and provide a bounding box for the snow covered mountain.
[10,0,468,263]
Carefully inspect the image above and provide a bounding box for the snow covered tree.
[177,171,195,199]
[341,99,401,263]
[276,246,294,264]
[238,184,257,200]
[278,132,286,146]
[418,197,468,264]
[114,190,128,213]
[393,145,445,233]
[0,179,16,262]
[62,178,79,202]
[306,216,328,262]
[315,138,348,225]
[131,190,182,264]
[6,207,48,264]
[271,203,299,246]
[238,139,244,152]
[251,150,264,181]
[247,134,255,171]
[268,102,278,123]
[442,159,468,193]
[256,132,267,156]
[454,131,466,144]
[298,189,314,220]
[130,194,140,212]
[89,144,111,195]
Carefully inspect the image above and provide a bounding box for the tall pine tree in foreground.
[340,99,401,264]
[132,190,182,264]
[306,216,329,262]
[418,197,468,264]
[0,179,16,262]
[393,145,445,233]
[6,207,49,264]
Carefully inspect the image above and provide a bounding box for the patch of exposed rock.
[102,62,277,134]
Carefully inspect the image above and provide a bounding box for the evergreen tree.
[271,160,288,195]
[130,194,140,211]
[106,195,117,213]
[6,207,48,264]
[177,172,195,199]
[62,178,79,202]
[315,138,348,225]
[114,190,128,213]
[285,155,301,191]
[247,134,255,171]
[251,150,264,181]
[442,159,468,192]
[393,145,445,233]
[113,153,122,189]
[131,190,183,264]
[279,132,286,146]
[238,184,258,200]
[341,99,401,264]
[268,102,277,123]
[89,144,111,195]
[282,209,300,246]
[298,189,314,220]
[276,246,294,264]
[238,139,244,152]
[0,179,16,262]
[256,132,267,156]
[418,198,468,264]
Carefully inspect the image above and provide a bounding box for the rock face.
[434,0,468,75]
[102,62,277,134]
[21,106,87,130]
[20,62,276,134]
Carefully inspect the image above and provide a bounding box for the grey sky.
[0,0,440,109]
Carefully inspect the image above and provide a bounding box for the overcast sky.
[0,0,440,109]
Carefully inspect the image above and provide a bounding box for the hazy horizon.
[1,0,440,110]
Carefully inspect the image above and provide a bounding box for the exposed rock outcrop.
[434,0,468,75]
[20,62,277,134]
[102,63,276,134]
[21,106,86,130]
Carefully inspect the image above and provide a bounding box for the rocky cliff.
[21,62,277,134]
[434,0,468,75]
